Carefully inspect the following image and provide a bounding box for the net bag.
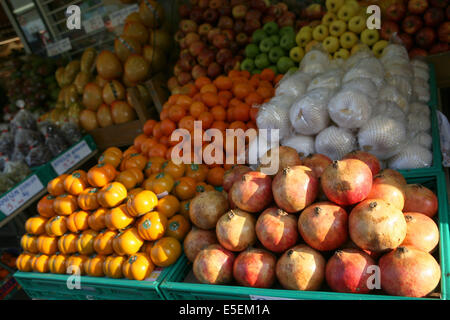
[256,95,295,140]
[315,126,356,160]
[388,144,432,169]
[373,101,406,124]
[281,134,315,158]
[307,69,343,92]
[409,102,430,117]
[341,78,378,100]
[378,85,409,113]
[327,89,372,129]
[275,71,311,97]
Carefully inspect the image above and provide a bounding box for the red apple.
[189,41,207,56]
[232,4,248,19]
[207,62,222,78]
[266,5,283,18]
[402,15,423,34]
[276,2,289,13]
[424,8,444,27]
[179,37,188,49]
[216,48,233,65]
[231,0,246,6]
[408,0,428,15]
[189,7,204,24]
[234,19,245,33]
[381,21,400,40]
[199,23,213,36]
[212,33,230,49]
[179,4,191,18]
[180,49,193,61]
[222,29,235,42]
[185,32,201,46]
[207,28,221,43]
[173,63,183,77]
[262,15,276,24]
[203,8,219,24]
[244,19,261,34]
[409,47,428,59]
[245,9,262,21]
[429,42,450,54]
[198,0,209,8]
[398,33,414,50]
[177,72,192,86]
[429,0,447,8]
[218,16,234,29]
[167,77,179,91]
[198,49,215,67]
[191,64,208,80]
[277,11,296,27]
[180,19,198,33]
[304,3,324,20]
[179,55,196,72]
[218,6,232,16]
[236,32,249,45]
[385,3,406,22]
[438,22,450,43]
[416,27,436,48]
[209,0,223,9]
[250,0,267,12]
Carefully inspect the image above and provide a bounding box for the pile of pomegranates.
[184,146,442,298]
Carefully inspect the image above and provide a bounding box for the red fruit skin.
[438,22,450,43]
[183,228,218,262]
[302,153,332,178]
[342,151,381,177]
[424,8,445,27]
[255,207,299,253]
[325,249,376,294]
[407,0,429,15]
[272,166,319,213]
[429,42,450,54]
[402,212,439,253]
[340,239,381,260]
[385,3,406,21]
[447,6,450,20]
[223,165,251,192]
[416,27,437,49]
[230,171,273,213]
[321,160,373,206]
[379,169,407,186]
[403,184,438,217]
[298,202,348,251]
[398,33,414,50]
[379,246,441,297]
[193,244,235,285]
[409,47,428,59]
[367,174,406,211]
[233,248,277,288]
[402,15,423,34]
[429,0,448,8]
[380,21,400,40]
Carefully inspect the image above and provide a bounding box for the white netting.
[384,62,414,80]
[388,144,432,169]
[341,78,378,100]
[343,57,385,89]
[315,126,356,160]
[281,134,315,158]
[275,71,311,97]
[344,48,374,70]
[413,77,430,103]
[358,115,407,160]
[373,101,406,123]
[407,112,431,133]
[411,59,429,72]
[380,44,409,65]
[409,131,433,149]
[413,65,429,82]
[307,69,343,92]
[385,75,413,101]
[299,50,330,76]
[256,95,295,140]
[378,85,409,113]
[409,101,430,117]
[327,89,372,129]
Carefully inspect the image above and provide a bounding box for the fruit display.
[256,43,434,170]
[186,150,442,298]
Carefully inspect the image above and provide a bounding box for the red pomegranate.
[216,209,256,252]
[325,248,376,294]
[402,212,439,253]
[223,165,251,192]
[379,246,441,297]
[189,190,229,229]
[193,244,235,285]
[403,184,438,218]
[342,151,381,176]
[302,153,332,178]
[229,171,273,213]
[298,202,348,251]
[366,174,405,211]
[255,207,299,253]
[349,199,407,252]
[276,244,326,291]
[378,169,407,186]
[321,159,373,206]
[340,239,381,260]
[183,228,218,262]
[259,146,302,176]
[233,248,277,288]
[272,165,318,213]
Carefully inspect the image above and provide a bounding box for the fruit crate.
[0,274,20,300]
[14,266,171,300]
[159,172,450,300]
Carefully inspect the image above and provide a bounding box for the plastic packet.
[289,88,332,135]
[307,69,343,92]
[343,48,373,70]
[0,130,14,158]
[388,144,432,169]
[256,95,295,140]
[374,101,406,124]
[60,121,83,145]
[385,75,413,101]
[9,109,37,134]
[407,113,431,133]
[299,49,330,76]
[409,101,430,117]
[341,78,378,100]
[3,160,31,184]
[412,77,430,103]
[327,89,372,129]
[409,131,432,149]
[378,85,409,113]
[281,134,315,158]
[13,128,44,156]
[343,58,384,89]
[357,115,407,160]
[38,121,69,157]
[0,173,15,194]
[25,145,53,167]
[380,44,409,65]
[384,62,414,80]
[315,126,356,160]
[275,71,311,98]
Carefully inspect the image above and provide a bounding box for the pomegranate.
[302,153,332,178]
[229,171,273,213]
[340,239,381,260]
[189,190,229,229]
[402,212,439,253]
[349,199,407,252]
[183,228,218,262]
[259,146,302,176]
[298,202,348,251]
[223,165,251,192]
[193,244,235,285]
[342,151,381,176]
[255,207,298,253]
[216,209,256,252]
[276,244,326,291]
[378,169,407,186]
[321,159,373,206]
[233,248,277,288]
[272,165,318,213]
[366,174,405,210]
[379,246,441,297]
[325,248,376,294]
[403,184,438,218]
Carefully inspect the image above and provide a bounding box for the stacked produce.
[255,43,433,170]
[185,147,441,298]
[0,252,17,281]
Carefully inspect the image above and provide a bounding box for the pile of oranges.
[15,144,216,281]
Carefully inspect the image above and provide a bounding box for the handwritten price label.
[0,175,44,216]
[109,4,139,27]
[46,38,71,57]
[51,140,92,175]
[146,268,163,282]
[250,295,296,300]
[83,15,104,34]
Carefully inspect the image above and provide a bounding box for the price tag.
[83,15,104,34]
[109,4,139,27]
[46,38,72,57]
[145,267,163,282]
[51,140,92,175]
[250,295,296,300]
[0,175,44,216]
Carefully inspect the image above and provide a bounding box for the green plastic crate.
[14,266,172,300]
[160,172,450,300]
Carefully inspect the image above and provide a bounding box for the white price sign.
[109,4,139,27]
[145,268,163,282]
[51,140,92,175]
[0,175,44,216]
[83,15,104,34]
[46,38,72,57]
[250,295,296,300]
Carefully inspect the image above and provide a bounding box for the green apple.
[312,24,329,41]
[269,46,285,63]
[322,12,337,26]
[339,31,358,49]
[296,26,312,47]
[263,21,279,35]
[280,26,295,38]
[334,48,350,59]
[280,33,296,50]
[337,4,357,22]
[372,40,389,58]
[241,58,255,72]
[288,66,298,74]
[259,38,275,53]
[322,36,340,53]
[348,15,366,34]
[268,65,278,74]
[252,29,267,44]
[329,20,347,37]
[277,56,295,74]
[351,43,370,55]
[245,43,260,58]
[270,35,281,45]
[289,46,305,63]
[360,29,379,46]
[326,0,345,13]
[252,69,262,75]
[254,53,270,69]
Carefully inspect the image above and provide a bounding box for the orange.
[195,182,214,196]
[211,106,226,121]
[256,85,274,100]
[195,76,211,89]
[206,167,225,186]
[174,177,196,200]
[157,195,180,218]
[182,83,198,97]
[250,107,259,122]
[274,74,284,85]
[185,163,208,183]
[249,74,260,88]
[229,98,243,109]
[214,76,233,90]
[200,83,217,94]
[201,92,219,107]
[233,103,250,122]
[227,107,235,122]
[198,111,214,129]
[148,143,167,158]
[152,122,163,139]
[247,121,257,130]
[159,108,169,120]
[260,68,276,82]
[141,137,158,155]
[211,120,228,132]
[229,120,247,131]
[245,92,263,106]
[168,94,180,105]
[159,135,170,147]
[160,119,176,136]
[176,95,193,109]
[178,115,195,132]
[143,119,157,136]
[240,70,251,79]
[134,134,148,152]
[189,101,207,118]
[228,70,241,79]
[168,104,186,122]
[218,96,229,108]
[192,92,202,102]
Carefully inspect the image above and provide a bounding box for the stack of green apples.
[291,0,390,61]
[241,21,298,75]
